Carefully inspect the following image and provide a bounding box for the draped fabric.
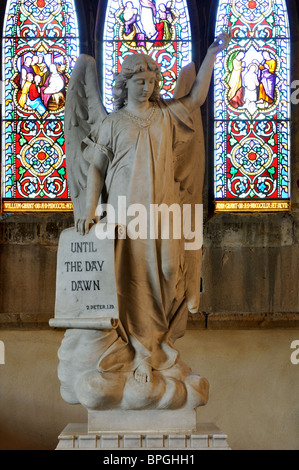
[83,99,195,371]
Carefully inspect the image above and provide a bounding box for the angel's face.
[126,70,156,106]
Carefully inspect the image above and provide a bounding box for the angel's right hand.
[75,217,96,236]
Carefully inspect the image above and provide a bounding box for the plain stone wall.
[1,210,299,329]
[0,329,298,450]
[199,213,299,317]
[0,214,73,328]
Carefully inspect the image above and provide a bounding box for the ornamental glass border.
[214,0,291,212]
[1,0,80,212]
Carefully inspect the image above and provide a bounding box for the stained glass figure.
[214,0,291,212]
[103,0,192,112]
[1,0,79,212]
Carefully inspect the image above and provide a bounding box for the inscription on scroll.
[54,225,118,320]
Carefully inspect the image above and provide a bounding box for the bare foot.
[134,362,153,383]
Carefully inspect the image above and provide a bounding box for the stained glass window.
[1,0,79,212]
[214,0,291,212]
[103,0,192,112]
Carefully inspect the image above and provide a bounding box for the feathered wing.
[173,63,205,314]
[65,54,107,224]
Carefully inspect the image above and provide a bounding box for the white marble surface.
[54,225,118,322]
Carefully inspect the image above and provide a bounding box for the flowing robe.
[19,81,31,107]
[82,99,194,372]
[27,83,47,114]
[259,59,276,103]
[227,58,245,108]
[154,20,172,46]
[140,0,157,38]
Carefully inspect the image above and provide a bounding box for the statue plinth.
[88,408,197,434]
[55,422,231,450]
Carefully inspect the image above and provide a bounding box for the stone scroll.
[50,224,119,330]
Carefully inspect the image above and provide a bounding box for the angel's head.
[113,54,162,110]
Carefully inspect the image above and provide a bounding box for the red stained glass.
[2,0,79,211]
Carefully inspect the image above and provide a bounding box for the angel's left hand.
[208,28,232,56]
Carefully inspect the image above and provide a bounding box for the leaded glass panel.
[103,0,192,112]
[214,0,291,212]
[1,0,79,211]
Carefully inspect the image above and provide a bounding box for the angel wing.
[65,54,107,224]
[173,63,205,314]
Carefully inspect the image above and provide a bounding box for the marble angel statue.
[60,30,231,411]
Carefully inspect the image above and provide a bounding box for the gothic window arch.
[1,0,80,212]
[100,0,194,113]
[214,0,291,212]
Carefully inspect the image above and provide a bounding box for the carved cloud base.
[55,421,230,450]
[58,348,209,411]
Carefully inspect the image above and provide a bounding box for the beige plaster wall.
[0,329,298,450]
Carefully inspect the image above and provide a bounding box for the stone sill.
[0,313,52,330]
[187,312,299,329]
[0,312,299,330]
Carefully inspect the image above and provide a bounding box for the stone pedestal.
[55,422,230,450]
[88,409,197,433]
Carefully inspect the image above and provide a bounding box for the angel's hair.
[113,54,162,111]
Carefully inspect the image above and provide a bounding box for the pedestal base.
[56,422,230,450]
[88,409,197,433]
